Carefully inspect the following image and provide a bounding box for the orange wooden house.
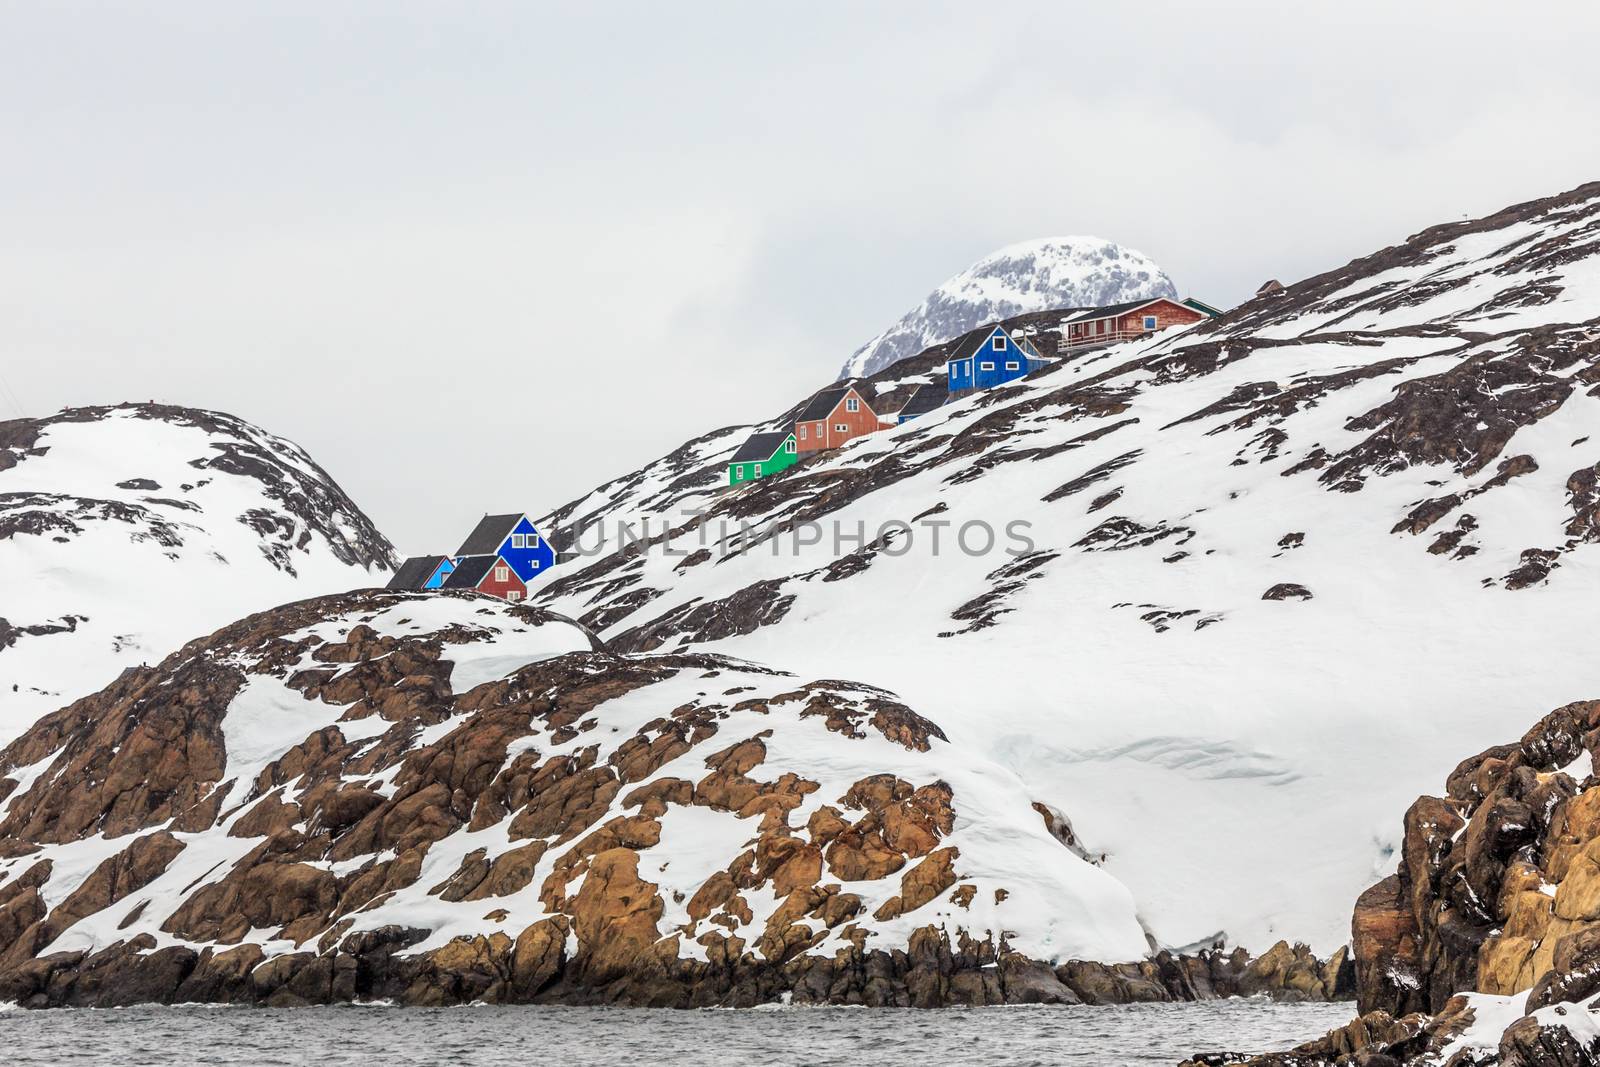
[795,385,886,454]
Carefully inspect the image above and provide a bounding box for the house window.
[507,590,522,602]
[845,396,859,412]
[798,425,807,440]
[527,533,539,549]
[510,534,524,549]
[785,440,796,453]
[835,423,847,433]
[734,467,744,480]
[991,336,1005,351]
[979,361,994,371]
[530,559,539,569]
[1005,361,1019,370]
[754,463,763,476]
[1143,315,1158,330]
[495,565,508,582]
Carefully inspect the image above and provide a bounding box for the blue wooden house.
[945,324,1049,393]
[387,554,456,591]
[455,513,555,583]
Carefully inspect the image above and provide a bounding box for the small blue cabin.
[945,325,1049,393]
[455,513,555,583]
[423,557,455,588]
[387,554,456,592]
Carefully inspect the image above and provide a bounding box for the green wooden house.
[728,430,798,486]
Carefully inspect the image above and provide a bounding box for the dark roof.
[731,430,793,464]
[1062,297,1176,325]
[456,513,525,556]
[441,554,500,590]
[796,386,851,423]
[387,554,449,590]
[944,323,1007,364]
[897,383,948,418]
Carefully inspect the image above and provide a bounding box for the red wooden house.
[795,385,886,454]
[1061,297,1209,350]
[441,553,528,602]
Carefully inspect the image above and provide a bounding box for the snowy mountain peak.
[838,236,1179,379]
[0,402,396,741]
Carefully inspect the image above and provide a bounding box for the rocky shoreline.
[0,927,1350,1010]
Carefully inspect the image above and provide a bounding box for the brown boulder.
[1354,874,1423,1015]
[568,847,663,985]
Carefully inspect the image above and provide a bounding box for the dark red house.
[795,385,886,454]
[441,554,529,601]
[1061,297,1210,349]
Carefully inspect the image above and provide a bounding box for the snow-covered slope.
[533,181,1600,956]
[838,237,1178,380]
[0,403,395,743]
[0,590,1152,1006]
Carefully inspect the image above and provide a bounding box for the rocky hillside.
[0,403,396,743]
[532,180,1600,956]
[0,588,1202,1008]
[838,237,1178,379]
[1184,699,1600,1066]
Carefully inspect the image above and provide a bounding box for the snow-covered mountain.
[0,403,395,743]
[837,237,1179,380]
[533,180,1600,957]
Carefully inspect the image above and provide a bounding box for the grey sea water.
[0,999,1351,1065]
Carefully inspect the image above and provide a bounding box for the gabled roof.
[897,383,948,418]
[455,513,527,556]
[1013,335,1047,361]
[387,554,449,590]
[1183,296,1225,317]
[1063,296,1184,325]
[731,430,794,464]
[797,386,854,422]
[944,323,1009,364]
[441,553,505,590]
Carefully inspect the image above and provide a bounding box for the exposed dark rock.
[1216,699,1600,1065]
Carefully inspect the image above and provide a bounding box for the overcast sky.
[5,2,1600,552]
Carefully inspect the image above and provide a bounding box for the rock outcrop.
[0,588,1352,1009]
[1184,699,1600,1066]
[0,588,1122,1006]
